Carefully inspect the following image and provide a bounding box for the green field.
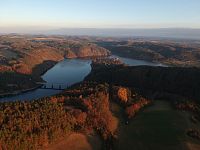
[112,100,200,150]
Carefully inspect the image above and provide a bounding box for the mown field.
[112,100,200,150]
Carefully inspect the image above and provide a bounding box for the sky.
[0,0,200,29]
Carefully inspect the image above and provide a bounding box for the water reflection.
[1,59,91,102]
[111,55,167,67]
[0,56,166,102]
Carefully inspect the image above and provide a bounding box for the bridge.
[39,83,69,90]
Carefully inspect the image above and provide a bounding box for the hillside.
[86,62,200,103]
[0,35,110,95]
[1,37,200,150]
[1,67,200,150]
[0,35,110,74]
[96,39,200,67]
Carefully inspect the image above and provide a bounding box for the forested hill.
[86,64,200,103]
[0,35,110,74]
[0,35,110,95]
[96,40,200,67]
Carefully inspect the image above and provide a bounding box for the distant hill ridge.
[1,28,200,40]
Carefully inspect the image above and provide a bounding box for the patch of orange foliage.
[0,65,12,72]
[69,109,87,125]
[50,96,65,103]
[12,63,32,74]
[117,87,128,103]
[125,98,151,119]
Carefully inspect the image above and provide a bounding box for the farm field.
[113,100,200,150]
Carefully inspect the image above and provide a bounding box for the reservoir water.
[0,55,166,102]
[1,59,91,102]
[112,55,167,67]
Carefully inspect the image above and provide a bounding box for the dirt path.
[45,133,102,150]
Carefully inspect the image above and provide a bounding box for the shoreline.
[111,52,200,67]
[0,55,107,101]
[0,60,59,100]
[0,84,43,99]
[0,61,58,100]
[111,52,169,66]
[0,54,165,101]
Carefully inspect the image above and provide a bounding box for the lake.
[0,59,91,102]
[111,55,167,67]
[0,55,165,102]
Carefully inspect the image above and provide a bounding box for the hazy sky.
[0,0,200,29]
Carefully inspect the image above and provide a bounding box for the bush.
[125,98,151,119]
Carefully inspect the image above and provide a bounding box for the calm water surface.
[112,55,167,67]
[0,55,166,102]
[1,59,91,102]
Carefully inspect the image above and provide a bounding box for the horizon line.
[1,26,200,29]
